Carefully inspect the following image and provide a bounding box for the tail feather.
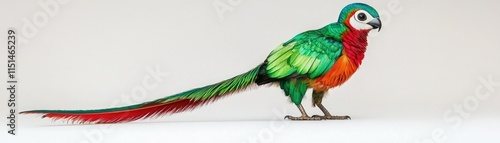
[21,65,262,124]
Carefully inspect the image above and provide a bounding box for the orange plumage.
[311,53,360,91]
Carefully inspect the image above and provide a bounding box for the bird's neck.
[341,29,370,65]
[319,23,370,65]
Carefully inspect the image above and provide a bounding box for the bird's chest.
[310,39,367,91]
[309,31,368,91]
[310,54,360,91]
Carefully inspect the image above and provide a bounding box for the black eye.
[357,13,367,21]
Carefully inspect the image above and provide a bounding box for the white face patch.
[348,10,376,30]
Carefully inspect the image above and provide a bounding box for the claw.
[311,115,351,120]
[284,115,321,121]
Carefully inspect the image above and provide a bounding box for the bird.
[21,3,381,123]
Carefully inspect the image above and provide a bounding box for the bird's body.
[257,22,369,92]
[22,3,382,123]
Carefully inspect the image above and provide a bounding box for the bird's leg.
[284,104,321,120]
[311,90,351,120]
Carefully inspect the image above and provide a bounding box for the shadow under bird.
[22,3,382,123]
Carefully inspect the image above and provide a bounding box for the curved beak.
[367,18,382,32]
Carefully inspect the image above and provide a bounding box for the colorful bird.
[21,3,381,123]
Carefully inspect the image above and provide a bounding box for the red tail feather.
[26,99,211,124]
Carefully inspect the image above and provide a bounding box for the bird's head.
[338,3,382,32]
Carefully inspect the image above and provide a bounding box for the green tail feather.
[22,65,262,115]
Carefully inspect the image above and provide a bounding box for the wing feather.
[264,37,343,80]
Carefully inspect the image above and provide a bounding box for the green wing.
[265,36,343,80]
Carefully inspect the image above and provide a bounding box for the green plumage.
[263,24,346,105]
[267,24,346,79]
[161,65,261,102]
[280,79,308,105]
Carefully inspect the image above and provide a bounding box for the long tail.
[21,65,262,124]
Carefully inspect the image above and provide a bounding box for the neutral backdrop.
[1,0,499,143]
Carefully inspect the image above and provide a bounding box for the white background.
[1,0,500,143]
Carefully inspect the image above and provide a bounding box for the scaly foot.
[311,115,351,120]
[284,115,322,121]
